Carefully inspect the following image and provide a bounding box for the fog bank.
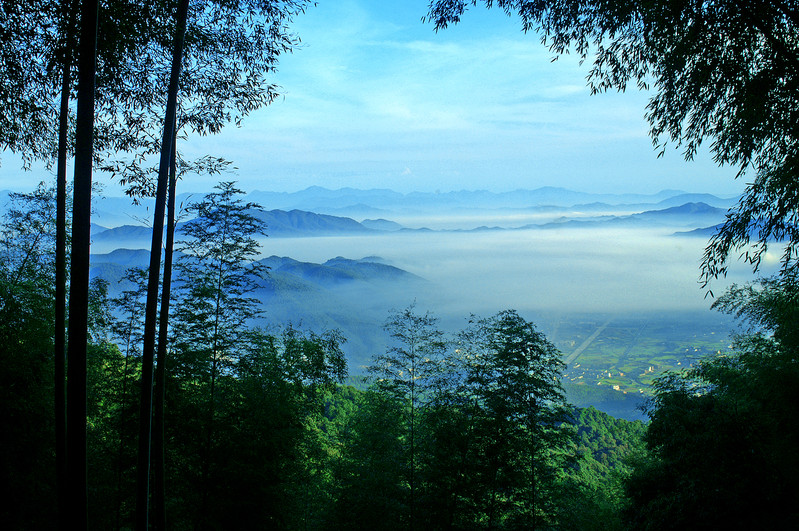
[258,225,764,317]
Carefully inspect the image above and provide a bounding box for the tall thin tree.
[135,0,190,528]
[54,1,76,526]
[152,128,178,531]
[65,0,99,528]
[368,304,447,528]
[170,181,267,523]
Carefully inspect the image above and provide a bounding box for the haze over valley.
[5,0,797,526]
[68,184,767,419]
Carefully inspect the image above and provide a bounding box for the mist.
[83,199,770,415]
[85,198,777,385]
[257,225,761,317]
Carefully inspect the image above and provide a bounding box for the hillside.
[89,251,427,369]
[249,209,377,236]
[532,202,727,230]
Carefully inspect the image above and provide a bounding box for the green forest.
[3,0,799,529]
[2,183,798,529]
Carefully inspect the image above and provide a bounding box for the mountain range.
[246,186,738,214]
[0,185,739,227]
[89,250,426,369]
[87,200,730,251]
[65,186,745,421]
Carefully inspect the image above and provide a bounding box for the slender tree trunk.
[135,1,190,528]
[55,2,77,526]
[55,51,70,531]
[198,354,217,530]
[115,320,134,530]
[529,404,537,531]
[487,465,497,531]
[199,232,228,528]
[152,131,178,531]
[409,360,416,531]
[65,0,99,528]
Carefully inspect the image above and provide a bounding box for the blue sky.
[2,0,744,196]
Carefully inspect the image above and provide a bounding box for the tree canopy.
[1,0,310,196]
[625,275,799,528]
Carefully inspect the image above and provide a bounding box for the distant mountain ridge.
[3,186,738,242]
[529,202,728,231]
[257,255,423,286]
[247,186,739,215]
[90,250,420,290]
[249,209,376,236]
[0,185,740,216]
[89,209,380,250]
[88,200,732,251]
[88,251,426,367]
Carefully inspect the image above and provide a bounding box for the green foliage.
[0,185,116,528]
[174,181,267,346]
[366,304,449,527]
[0,184,58,527]
[95,0,313,198]
[339,308,578,529]
[0,183,58,290]
[333,388,409,530]
[453,310,574,528]
[109,266,148,361]
[171,181,268,391]
[572,406,647,478]
[369,304,447,407]
[2,0,312,193]
[625,277,799,529]
[191,327,346,529]
[86,339,140,528]
[0,184,665,527]
[0,2,62,165]
[557,406,647,531]
[0,279,56,528]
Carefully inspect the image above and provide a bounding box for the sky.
[2,0,745,196]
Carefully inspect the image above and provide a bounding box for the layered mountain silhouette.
[7,185,736,231]
[89,200,732,250]
[531,202,728,230]
[89,250,425,368]
[90,209,380,250]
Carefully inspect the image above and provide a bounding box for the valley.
[79,185,761,420]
